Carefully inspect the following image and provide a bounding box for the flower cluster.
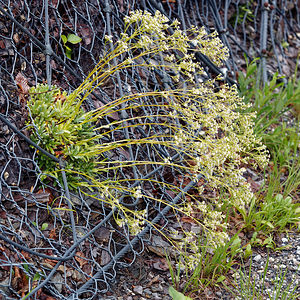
[80,10,268,251]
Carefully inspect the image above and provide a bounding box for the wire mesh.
[0,0,299,299]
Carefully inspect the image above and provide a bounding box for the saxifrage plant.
[27,10,268,268]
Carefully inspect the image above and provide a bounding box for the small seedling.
[41,223,48,231]
[61,33,82,59]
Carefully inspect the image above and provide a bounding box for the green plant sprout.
[169,286,192,300]
[61,33,82,59]
[229,1,255,26]
[28,11,268,276]
[167,233,244,295]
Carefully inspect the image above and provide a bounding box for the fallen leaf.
[152,258,169,271]
[100,250,111,266]
[15,72,30,95]
[78,24,92,46]
[43,258,58,268]
[147,245,165,257]
[13,33,19,43]
[146,275,160,287]
[49,228,57,239]
[75,251,87,268]
[180,216,197,224]
[0,40,5,49]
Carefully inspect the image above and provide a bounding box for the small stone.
[133,285,143,295]
[151,284,163,292]
[152,293,160,300]
[279,264,286,269]
[292,258,299,266]
[51,272,63,293]
[216,291,222,297]
[282,237,288,243]
[144,288,151,295]
[254,254,262,262]
[0,277,10,295]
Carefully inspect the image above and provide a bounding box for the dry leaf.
[152,258,169,271]
[75,251,87,268]
[100,250,111,266]
[15,72,30,95]
[49,228,57,239]
[13,33,19,43]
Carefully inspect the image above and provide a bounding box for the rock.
[133,285,143,295]
[152,293,161,300]
[151,284,163,292]
[144,288,152,295]
[254,254,262,262]
[282,237,288,243]
[51,272,63,293]
[279,264,286,269]
[0,277,10,296]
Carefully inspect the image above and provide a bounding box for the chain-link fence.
[0,1,299,299]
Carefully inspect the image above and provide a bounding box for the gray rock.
[51,272,63,293]
[0,277,10,296]
[151,284,163,292]
[133,285,143,295]
[254,254,262,262]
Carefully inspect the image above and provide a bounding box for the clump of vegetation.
[168,58,300,298]
[27,10,269,293]
[237,58,300,245]
[27,84,100,188]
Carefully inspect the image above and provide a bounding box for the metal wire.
[0,1,299,299]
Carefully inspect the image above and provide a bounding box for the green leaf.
[246,62,257,77]
[23,264,29,273]
[61,34,67,44]
[244,244,252,259]
[231,236,241,252]
[67,34,82,44]
[169,286,193,300]
[33,272,41,281]
[260,220,275,229]
[41,223,48,230]
[216,275,226,283]
[66,48,72,59]
[264,236,274,247]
